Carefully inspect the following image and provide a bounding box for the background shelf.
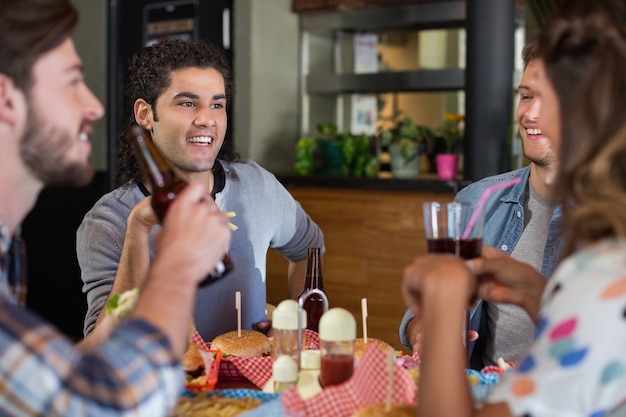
[306,68,465,94]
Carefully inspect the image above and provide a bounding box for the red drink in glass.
[319,354,354,388]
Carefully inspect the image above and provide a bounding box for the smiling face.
[139,67,227,179]
[20,38,104,186]
[515,59,559,170]
[533,59,561,153]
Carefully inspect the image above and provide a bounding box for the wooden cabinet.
[266,186,454,350]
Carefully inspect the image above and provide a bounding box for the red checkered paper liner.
[281,343,417,417]
[225,356,273,387]
[191,329,210,350]
[191,328,320,389]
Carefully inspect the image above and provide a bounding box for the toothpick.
[385,348,394,412]
[361,298,368,344]
[497,357,510,370]
[236,291,241,337]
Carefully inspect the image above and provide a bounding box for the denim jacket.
[399,165,563,368]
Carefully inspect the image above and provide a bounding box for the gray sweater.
[77,159,324,341]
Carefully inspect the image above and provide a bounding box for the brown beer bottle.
[127,125,233,286]
[297,247,326,332]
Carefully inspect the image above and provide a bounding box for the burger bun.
[354,337,395,359]
[182,343,205,376]
[351,403,415,417]
[211,329,270,358]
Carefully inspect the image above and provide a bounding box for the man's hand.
[133,181,232,356]
[131,195,159,230]
[406,316,423,356]
[153,181,232,285]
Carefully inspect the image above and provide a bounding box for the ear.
[0,73,24,126]
[134,98,154,130]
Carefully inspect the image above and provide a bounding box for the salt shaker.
[272,299,307,359]
[297,349,322,399]
[273,355,298,394]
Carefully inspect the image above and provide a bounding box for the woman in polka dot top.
[401,0,626,416]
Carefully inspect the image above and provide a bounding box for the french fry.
[224,211,238,231]
[173,394,261,417]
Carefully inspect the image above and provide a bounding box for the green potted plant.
[379,113,435,179]
[434,113,464,180]
[294,123,380,178]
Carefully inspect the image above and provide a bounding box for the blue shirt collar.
[497,165,532,205]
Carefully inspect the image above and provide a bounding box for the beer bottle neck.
[129,125,181,190]
[306,248,323,290]
[310,261,323,290]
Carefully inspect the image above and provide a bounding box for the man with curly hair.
[78,38,324,341]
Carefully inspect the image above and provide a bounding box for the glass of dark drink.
[423,201,485,361]
[423,201,484,259]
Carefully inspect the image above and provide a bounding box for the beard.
[520,137,557,170]
[19,106,94,187]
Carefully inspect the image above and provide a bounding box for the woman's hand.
[467,255,546,322]
[401,254,477,321]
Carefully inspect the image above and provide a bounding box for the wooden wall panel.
[266,186,454,351]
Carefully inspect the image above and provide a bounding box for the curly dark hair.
[114,38,238,187]
[0,0,78,92]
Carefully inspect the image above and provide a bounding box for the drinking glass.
[422,201,484,360]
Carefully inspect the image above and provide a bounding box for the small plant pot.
[436,153,458,180]
[389,143,420,179]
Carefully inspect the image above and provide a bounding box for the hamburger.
[181,342,222,389]
[211,329,271,358]
[181,343,206,377]
[351,402,416,417]
[354,337,396,359]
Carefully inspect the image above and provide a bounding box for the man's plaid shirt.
[0,220,27,305]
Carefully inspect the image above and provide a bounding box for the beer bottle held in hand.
[297,247,326,333]
[127,125,233,286]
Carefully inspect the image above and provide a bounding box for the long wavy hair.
[0,0,77,92]
[538,0,626,258]
[114,38,239,187]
